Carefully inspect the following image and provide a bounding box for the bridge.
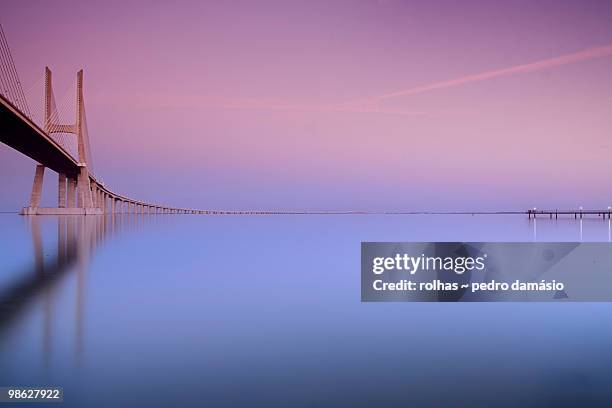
[3,25,611,219]
[0,25,290,216]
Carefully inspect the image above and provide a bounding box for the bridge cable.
[0,24,31,118]
[0,29,21,110]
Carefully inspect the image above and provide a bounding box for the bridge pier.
[24,166,101,215]
[29,164,45,208]
[77,167,91,208]
[67,177,76,208]
[58,173,66,208]
[90,185,95,207]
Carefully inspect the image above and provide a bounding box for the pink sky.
[1,0,612,211]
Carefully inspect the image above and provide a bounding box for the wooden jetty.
[527,209,612,219]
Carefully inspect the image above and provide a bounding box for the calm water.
[1,213,612,407]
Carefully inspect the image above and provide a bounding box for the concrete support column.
[77,167,93,208]
[91,184,97,208]
[29,164,45,208]
[67,177,76,208]
[58,173,67,208]
[111,198,116,214]
[77,183,82,208]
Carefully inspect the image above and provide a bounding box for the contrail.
[373,43,612,101]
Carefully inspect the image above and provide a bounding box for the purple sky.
[1,0,612,211]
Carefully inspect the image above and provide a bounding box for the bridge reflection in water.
[0,212,154,366]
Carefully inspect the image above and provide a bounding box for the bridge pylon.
[21,68,100,215]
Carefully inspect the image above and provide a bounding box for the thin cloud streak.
[373,43,612,101]
[220,100,431,117]
[100,44,612,119]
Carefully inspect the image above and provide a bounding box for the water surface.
[1,213,611,407]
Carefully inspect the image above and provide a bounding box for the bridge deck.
[0,95,80,178]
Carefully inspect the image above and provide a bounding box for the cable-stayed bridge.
[0,25,287,216]
[3,26,611,219]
